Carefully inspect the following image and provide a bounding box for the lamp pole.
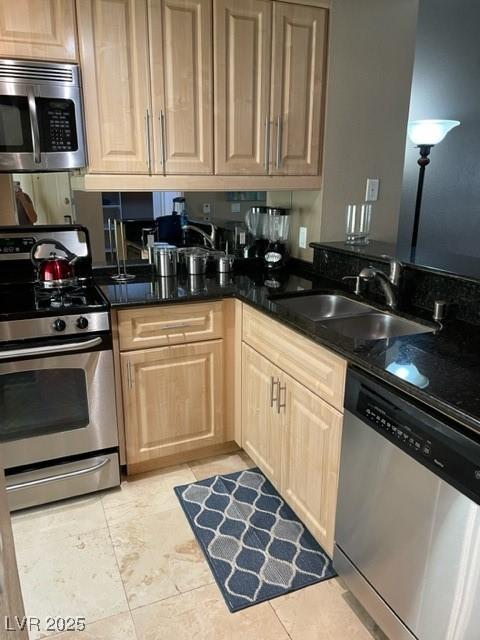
[410,144,433,262]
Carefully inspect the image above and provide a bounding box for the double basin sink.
[273,293,434,340]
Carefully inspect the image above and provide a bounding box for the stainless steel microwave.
[0,59,86,172]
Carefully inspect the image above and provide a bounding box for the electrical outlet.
[299,226,307,249]
[203,203,211,215]
[231,203,241,214]
[365,178,379,202]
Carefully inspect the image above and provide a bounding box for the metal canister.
[217,254,235,273]
[154,245,177,277]
[186,252,208,275]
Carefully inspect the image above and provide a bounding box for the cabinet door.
[270,2,327,176]
[214,0,272,175]
[282,374,343,555]
[241,343,283,488]
[122,340,224,466]
[77,0,152,173]
[0,0,77,62]
[149,0,213,175]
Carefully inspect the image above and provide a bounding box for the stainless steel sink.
[319,313,434,340]
[274,294,377,321]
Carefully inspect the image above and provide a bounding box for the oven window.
[0,96,33,152]
[36,98,78,152]
[0,368,89,442]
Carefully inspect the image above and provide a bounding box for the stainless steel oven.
[0,326,119,510]
[0,59,86,172]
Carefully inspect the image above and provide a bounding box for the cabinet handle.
[276,115,283,170]
[159,110,167,175]
[127,360,133,389]
[277,383,286,414]
[162,322,193,330]
[264,116,270,174]
[270,376,280,408]
[145,110,152,175]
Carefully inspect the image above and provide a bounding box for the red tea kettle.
[31,238,79,289]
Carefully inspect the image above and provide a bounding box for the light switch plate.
[299,226,307,249]
[231,203,241,214]
[203,203,211,215]
[365,178,379,202]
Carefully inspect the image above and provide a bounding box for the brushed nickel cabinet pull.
[270,376,280,408]
[145,109,152,175]
[276,115,283,170]
[159,110,167,175]
[127,360,133,389]
[277,383,286,414]
[264,116,270,174]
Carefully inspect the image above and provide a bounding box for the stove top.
[0,282,108,321]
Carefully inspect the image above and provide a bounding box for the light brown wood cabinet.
[149,0,213,175]
[77,0,152,173]
[241,306,345,555]
[214,0,327,177]
[0,0,77,62]
[76,0,328,183]
[241,343,283,487]
[121,340,224,466]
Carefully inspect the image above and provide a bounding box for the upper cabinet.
[0,0,77,62]
[270,2,327,176]
[149,0,213,175]
[77,0,152,173]
[214,0,272,175]
[75,0,329,185]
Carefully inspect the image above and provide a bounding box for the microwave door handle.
[27,90,41,164]
[0,336,102,361]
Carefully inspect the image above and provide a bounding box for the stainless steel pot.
[186,252,208,275]
[154,245,177,277]
[217,254,235,273]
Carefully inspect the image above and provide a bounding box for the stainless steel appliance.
[335,368,480,640]
[153,244,177,277]
[0,226,120,511]
[0,59,86,172]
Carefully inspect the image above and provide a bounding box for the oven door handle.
[0,336,103,360]
[6,457,111,493]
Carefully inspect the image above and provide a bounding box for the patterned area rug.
[174,467,336,612]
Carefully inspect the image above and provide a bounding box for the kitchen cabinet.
[214,0,272,175]
[0,0,77,62]
[242,305,345,555]
[149,0,213,175]
[270,2,327,175]
[77,0,152,173]
[241,343,283,487]
[282,374,343,554]
[214,0,327,177]
[121,340,224,466]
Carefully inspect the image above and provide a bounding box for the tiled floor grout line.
[99,495,139,640]
[268,601,294,640]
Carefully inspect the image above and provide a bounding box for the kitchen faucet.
[182,222,217,250]
[343,259,402,309]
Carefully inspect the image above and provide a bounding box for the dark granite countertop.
[97,268,480,438]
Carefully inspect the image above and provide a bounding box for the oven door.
[0,82,86,172]
[0,335,117,468]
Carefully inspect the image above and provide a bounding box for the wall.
[397,0,480,264]
[320,0,419,244]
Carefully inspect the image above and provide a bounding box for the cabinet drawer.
[118,302,223,351]
[242,305,346,412]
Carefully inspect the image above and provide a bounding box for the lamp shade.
[407,119,460,146]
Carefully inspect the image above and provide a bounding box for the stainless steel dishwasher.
[335,368,480,640]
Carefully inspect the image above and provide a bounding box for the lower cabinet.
[241,343,284,488]
[121,340,224,466]
[241,342,343,556]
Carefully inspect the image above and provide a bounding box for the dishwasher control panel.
[361,399,433,458]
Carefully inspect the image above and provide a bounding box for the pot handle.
[30,238,78,268]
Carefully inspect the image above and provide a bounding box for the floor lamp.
[407,119,460,262]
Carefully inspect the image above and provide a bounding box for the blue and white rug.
[174,467,336,611]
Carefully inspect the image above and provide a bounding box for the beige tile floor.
[12,451,388,640]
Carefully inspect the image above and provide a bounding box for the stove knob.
[77,316,89,330]
[53,318,66,332]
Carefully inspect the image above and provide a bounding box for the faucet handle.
[342,275,362,295]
